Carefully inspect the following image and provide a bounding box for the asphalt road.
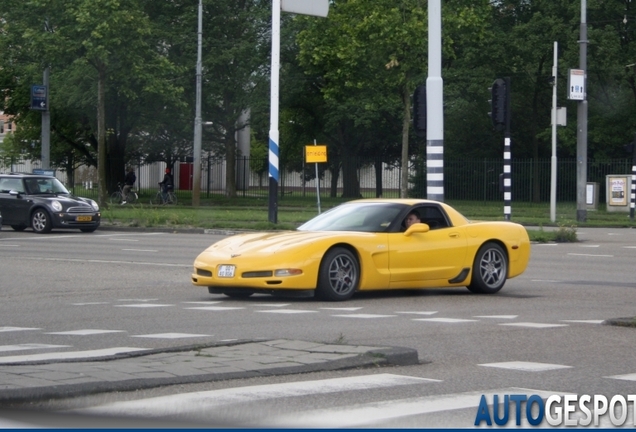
[1,226,635,427]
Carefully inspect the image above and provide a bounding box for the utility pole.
[426,0,444,202]
[192,0,203,207]
[576,0,588,222]
[41,67,50,169]
[550,42,558,223]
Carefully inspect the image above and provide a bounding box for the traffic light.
[413,85,426,137]
[488,78,507,130]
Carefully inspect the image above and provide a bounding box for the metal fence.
[2,156,632,204]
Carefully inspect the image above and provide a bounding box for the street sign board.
[281,0,329,17]
[567,69,585,101]
[30,85,48,111]
[305,145,327,163]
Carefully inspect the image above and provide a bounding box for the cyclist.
[121,166,136,204]
[158,167,174,203]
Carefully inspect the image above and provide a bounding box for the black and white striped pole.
[626,136,636,221]
[489,77,512,220]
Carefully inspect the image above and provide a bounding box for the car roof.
[0,173,55,179]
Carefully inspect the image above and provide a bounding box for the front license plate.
[217,265,236,278]
[76,215,92,222]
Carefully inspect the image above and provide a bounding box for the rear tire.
[467,242,507,294]
[31,209,52,234]
[316,247,359,301]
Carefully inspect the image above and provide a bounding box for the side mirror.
[404,223,430,236]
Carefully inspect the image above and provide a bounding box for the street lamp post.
[192,0,203,207]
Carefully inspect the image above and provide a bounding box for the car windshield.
[297,202,406,232]
[25,177,70,195]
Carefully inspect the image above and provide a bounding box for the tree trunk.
[97,65,108,207]
[225,132,237,197]
[400,85,410,198]
[374,158,383,198]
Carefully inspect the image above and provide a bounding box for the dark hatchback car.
[0,173,100,233]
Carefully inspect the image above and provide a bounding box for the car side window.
[417,206,450,229]
[0,178,25,193]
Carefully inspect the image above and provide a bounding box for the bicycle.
[152,185,177,205]
[110,182,138,204]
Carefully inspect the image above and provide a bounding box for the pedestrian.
[159,167,174,203]
[121,166,136,204]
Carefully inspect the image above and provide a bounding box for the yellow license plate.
[76,216,92,222]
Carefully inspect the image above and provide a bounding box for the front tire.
[31,209,52,234]
[467,242,508,294]
[109,192,122,204]
[316,247,359,301]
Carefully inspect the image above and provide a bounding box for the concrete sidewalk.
[0,339,419,404]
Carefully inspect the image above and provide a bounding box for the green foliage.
[553,223,578,242]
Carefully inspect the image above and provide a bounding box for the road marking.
[332,314,396,319]
[118,298,159,302]
[567,253,613,257]
[0,327,40,333]
[474,315,518,319]
[181,301,223,305]
[75,374,438,416]
[0,244,19,247]
[479,361,571,372]
[186,306,245,311]
[0,344,71,353]
[396,311,438,315]
[500,322,568,328]
[114,304,174,308]
[44,329,126,335]
[560,319,604,324]
[252,304,291,307]
[256,309,318,314]
[72,302,110,306]
[580,244,600,248]
[0,347,149,364]
[122,248,158,252]
[624,246,636,249]
[261,387,568,428]
[17,256,191,267]
[606,373,636,381]
[413,318,478,323]
[320,307,363,311]
[131,333,211,339]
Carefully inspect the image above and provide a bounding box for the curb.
[0,341,420,404]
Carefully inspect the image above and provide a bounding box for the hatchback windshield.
[24,177,70,195]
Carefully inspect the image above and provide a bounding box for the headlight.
[51,200,63,212]
[90,200,99,211]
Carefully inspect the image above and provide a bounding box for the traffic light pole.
[630,139,636,221]
[503,77,512,221]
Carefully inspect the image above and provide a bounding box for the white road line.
[413,318,478,323]
[72,302,110,306]
[479,361,571,372]
[261,387,566,428]
[44,330,126,335]
[186,306,245,311]
[396,311,438,315]
[320,307,363,311]
[256,310,318,314]
[474,315,518,319]
[75,374,438,417]
[560,319,604,324]
[500,322,568,328]
[0,344,71,353]
[114,304,174,308]
[131,333,211,339]
[0,347,149,364]
[606,373,636,381]
[0,327,40,333]
[332,314,396,319]
[579,244,600,248]
[16,256,190,267]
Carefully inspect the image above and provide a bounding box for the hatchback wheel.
[31,209,52,233]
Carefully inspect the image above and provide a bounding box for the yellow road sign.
[306,145,327,163]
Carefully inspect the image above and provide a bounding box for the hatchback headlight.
[51,200,63,212]
[90,200,99,211]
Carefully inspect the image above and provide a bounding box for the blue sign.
[30,85,47,111]
[32,169,56,176]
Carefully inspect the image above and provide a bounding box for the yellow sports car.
[191,199,530,301]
